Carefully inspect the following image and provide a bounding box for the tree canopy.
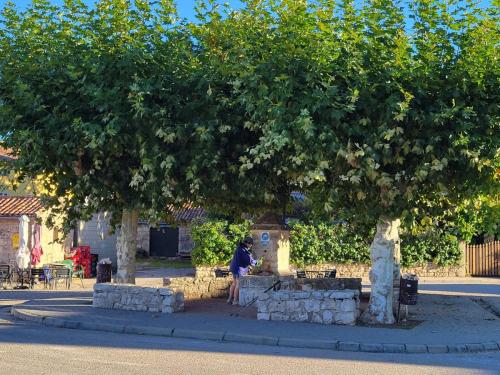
[0,0,196,230]
[192,0,499,225]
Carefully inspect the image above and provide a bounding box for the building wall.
[137,223,150,255]
[178,226,194,256]
[77,212,119,265]
[0,218,20,266]
[0,213,68,268]
[37,211,68,266]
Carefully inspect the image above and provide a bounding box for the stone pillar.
[251,224,291,276]
[361,217,400,324]
[392,219,401,308]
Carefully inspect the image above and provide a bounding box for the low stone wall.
[93,283,184,313]
[256,289,360,325]
[238,275,362,307]
[163,267,232,300]
[296,262,466,278]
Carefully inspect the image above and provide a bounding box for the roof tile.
[0,196,43,216]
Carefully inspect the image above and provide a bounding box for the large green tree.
[193,0,498,323]
[0,0,195,283]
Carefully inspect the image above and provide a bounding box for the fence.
[466,241,500,276]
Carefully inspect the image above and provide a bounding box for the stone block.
[340,299,356,312]
[333,311,356,325]
[286,300,301,310]
[360,343,384,353]
[279,338,338,350]
[322,310,334,324]
[304,300,320,313]
[482,342,500,351]
[466,343,484,352]
[383,344,405,353]
[320,300,337,310]
[257,313,270,320]
[174,328,224,341]
[270,312,288,321]
[224,333,278,346]
[405,344,428,353]
[290,312,308,322]
[447,344,468,353]
[427,345,448,353]
[338,341,360,351]
[310,312,323,324]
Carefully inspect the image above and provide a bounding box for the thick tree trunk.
[115,209,139,284]
[361,217,401,324]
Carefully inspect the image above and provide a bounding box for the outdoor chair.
[29,268,47,289]
[60,259,84,288]
[72,265,85,288]
[0,264,12,289]
[296,270,307,278]
[52,266,71,290]
[324,269,337,278]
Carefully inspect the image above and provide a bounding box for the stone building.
[0,196,70,267]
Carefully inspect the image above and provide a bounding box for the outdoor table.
[14,268,30,289]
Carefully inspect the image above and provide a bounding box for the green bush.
[290,222,371,266]
[401,229,461,267]
[290,222,461,267]
[191,219,461,268]
[190,219,251,266]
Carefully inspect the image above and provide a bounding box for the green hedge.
[290,223,461,267]
[289,222,371,266]
[190,219,251,266]
[190,220,462,267]
[400,229,461,267]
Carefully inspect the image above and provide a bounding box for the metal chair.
[0,264,13,289]
[52,266,71,290]
[296,270,307,278]
[29,268,47,289]
[324,269,337,278]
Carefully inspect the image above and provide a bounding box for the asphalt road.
[1,306,499,375]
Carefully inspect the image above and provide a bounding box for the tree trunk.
[361,217,401,324]
[115,209,139,284]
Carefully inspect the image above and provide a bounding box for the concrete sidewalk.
[8,292,500,355]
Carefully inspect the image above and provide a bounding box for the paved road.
[1,307,500,375]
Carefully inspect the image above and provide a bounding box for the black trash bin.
[397,275,418,322]
[96,263,112,283]
[399,276,418,305]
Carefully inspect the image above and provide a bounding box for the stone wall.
[256,289,360,325]
[163,267,232,300]
[92,283,184,313]
[0,218,20,266]
[238,275,362,307]
[294,262,466,278]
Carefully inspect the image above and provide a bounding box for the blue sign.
[260,232,270,245]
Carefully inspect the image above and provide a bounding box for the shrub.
[190,219,251,266]
[290,222,371,266]
[401,229,461,267]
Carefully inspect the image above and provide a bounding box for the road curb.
[10,307,500,355]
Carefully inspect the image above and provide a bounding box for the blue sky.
[0,0,492,22]
[0,1,244,21]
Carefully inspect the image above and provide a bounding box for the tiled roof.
[0,146,15,161]
[0,196,43,216]
[166,202,206,223]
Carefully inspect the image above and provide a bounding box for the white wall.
[77,212,119,265]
